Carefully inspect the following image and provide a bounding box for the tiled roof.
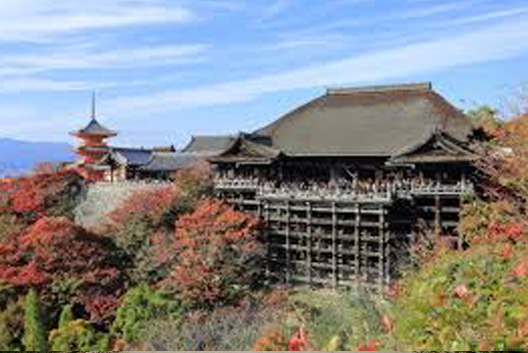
[181,135,236,154]
[140,152,208,172]
[72,118,117,136]
[109,147,153,166]
[254,82,473,157]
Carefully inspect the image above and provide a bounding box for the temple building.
[70,82,479,290]
[209,82,479,290]
[70,95,117,179]
[70,96,228,181]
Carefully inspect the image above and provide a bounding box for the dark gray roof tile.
[255,83,473,157]
[181,135,236,154]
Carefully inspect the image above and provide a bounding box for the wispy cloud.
[437,6,528,26]
[0,44,208,76]
[106,16,528,115]
[0,0,196,42]
[0,78,120,93]
[256,0,298,22]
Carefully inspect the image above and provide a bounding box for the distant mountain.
[0,138,74,177]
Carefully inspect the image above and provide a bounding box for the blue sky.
[1,0,528,147]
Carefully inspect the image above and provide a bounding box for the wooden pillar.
[285,200,291,285]
[378,207,385,290]
[385,226,391,287]
[332,202,338,288]
[354,204,361,289]
[257,199,262,219]
[435,194,441,236]
[307,201,313,287]
[264,200,271,281]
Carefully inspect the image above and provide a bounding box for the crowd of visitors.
[214,175,472,200]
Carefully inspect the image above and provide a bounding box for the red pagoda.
[70,93,117,179]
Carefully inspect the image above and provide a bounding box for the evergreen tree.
[58,304,74,329]
[22,290,47,351]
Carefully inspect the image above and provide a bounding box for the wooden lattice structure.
[196,82,479,290]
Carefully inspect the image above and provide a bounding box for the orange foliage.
[252,327,287,351]
[0,217,126,322]
[108,186,180,227]
[0,170,83,218]
[163,199,262,306]
[287,327,314,351]
[358,339,377,351]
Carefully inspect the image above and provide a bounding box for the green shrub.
[0,298,24,351]
[49,315,109,351]
[141,298,283,351]
[112,285,182,342]
[288,290,384,350]
[390,243,528,351]
[22,290,47,351]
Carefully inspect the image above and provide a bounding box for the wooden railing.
[214,178,474,202]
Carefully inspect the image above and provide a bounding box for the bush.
[22,290,47,351]
[108,186,181,230]
[49,305,110,351]
[390,242,528,351]
[161,199,263,307]
[112,285,182,342]
[0,298,24,351]
[172,161,214,205]
[0,217,127,323]
[287,290,384,350]
[141,293,285,351]
[9,170,84,220]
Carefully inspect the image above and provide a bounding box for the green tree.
[467,105,502,139]
[22,290,47,351]
[0,299,24,351]
[49,304,109,351]
[112,285,182,342]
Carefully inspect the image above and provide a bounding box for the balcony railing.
[214,177,474,202]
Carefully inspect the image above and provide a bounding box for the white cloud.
[0,0,196,42]
[0,44,208,76]
[437,6,528,26]
[0,78,119,93]
[106,15,528,115]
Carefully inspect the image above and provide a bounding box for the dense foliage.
[0,163,268,350]
[3,105,528,350]
[162,199,263,307]
[383,105,528,350]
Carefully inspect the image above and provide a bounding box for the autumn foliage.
[162,199,262,307]
[108,186,181,228]
[0,217,126,322]
[4,170,83,218]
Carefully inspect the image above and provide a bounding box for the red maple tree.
[162,199,262,306]
[0,217,126,322]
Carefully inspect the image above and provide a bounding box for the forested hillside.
[0,106,527,351]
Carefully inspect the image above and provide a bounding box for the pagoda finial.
[91,90,96,121]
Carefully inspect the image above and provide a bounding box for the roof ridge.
[326,82,432,95]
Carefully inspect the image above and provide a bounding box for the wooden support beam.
[286,200,291,285]
[379,207,385,290]
[354,204,361,290]
[264,200,271,281]
[435,194,441,236]
[332,201,338,288]
[307,201,313,287]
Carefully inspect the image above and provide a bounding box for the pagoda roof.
[253,82,474,157]
[71,118,117,137]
